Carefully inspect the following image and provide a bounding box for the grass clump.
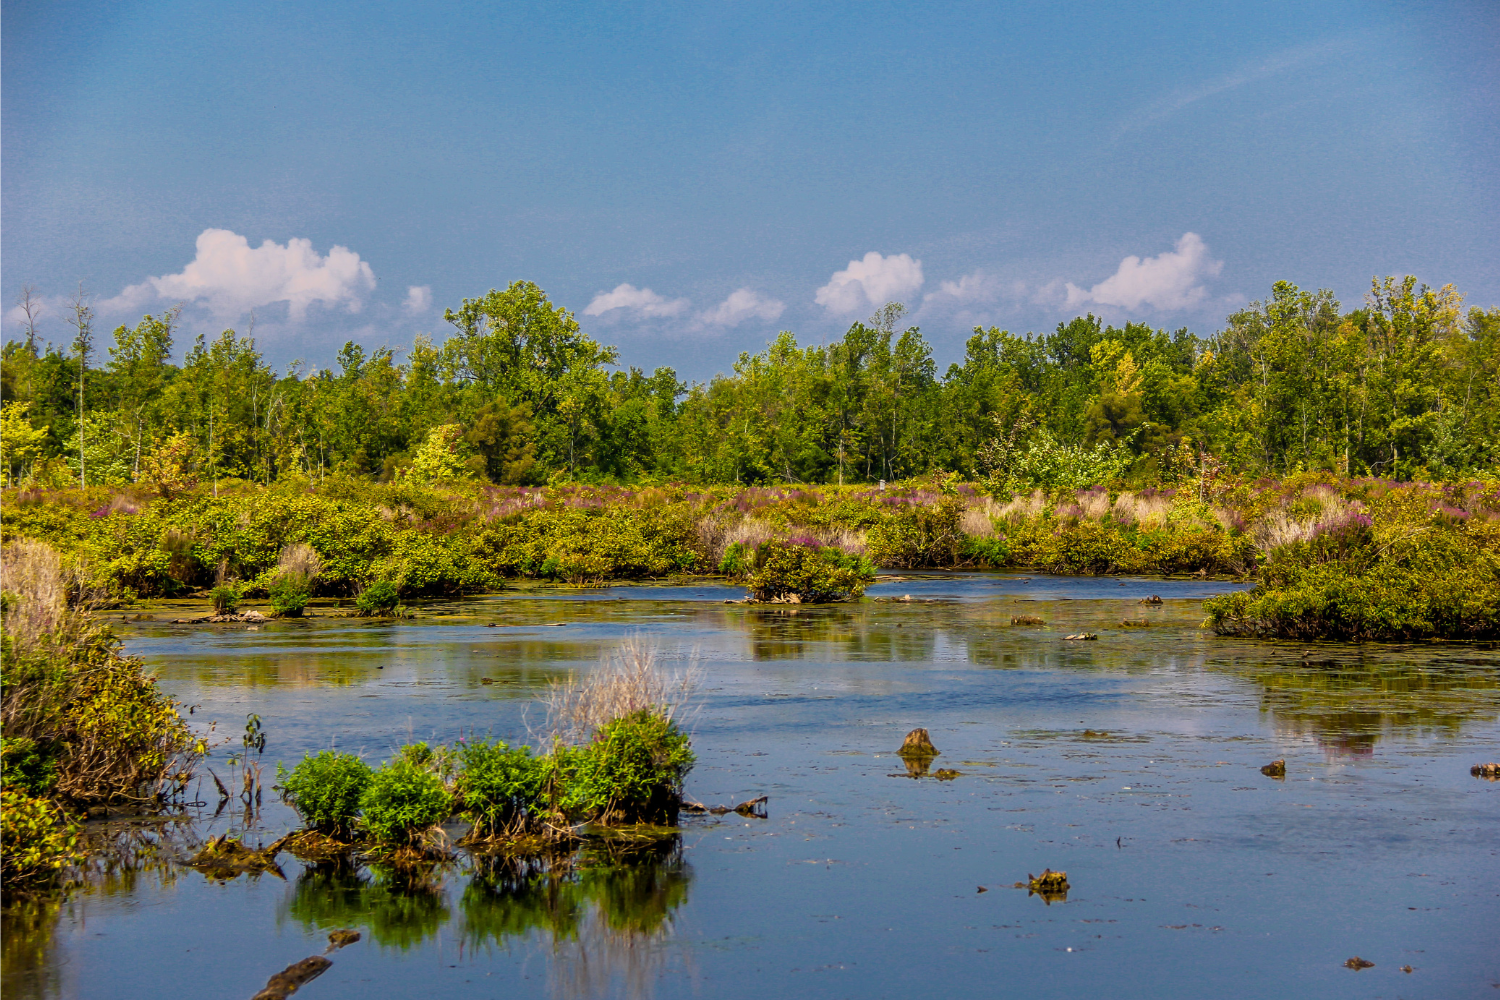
[267,542,321,617]
[360,757,451,846]
[745,539,875,604]
[277,751,372,839]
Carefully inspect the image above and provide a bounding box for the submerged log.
[250,956,332,1000]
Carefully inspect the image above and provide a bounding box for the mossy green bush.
[746,539,875,603]
[268,574,312,617]
[360,757,452,845]
[277,751,373,838]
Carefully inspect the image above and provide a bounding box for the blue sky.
[3,1,1496,381]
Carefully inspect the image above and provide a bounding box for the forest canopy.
[2,276,1496,489]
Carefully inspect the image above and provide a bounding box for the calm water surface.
[5,573,1498,999]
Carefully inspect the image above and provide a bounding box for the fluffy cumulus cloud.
[582,283,690,319]
[815,252,924,314]
[101,229,376,320]
[403,285,433,314]
[1064,233,1223,312]
[700,288,785,326]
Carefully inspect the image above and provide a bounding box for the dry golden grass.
[542,637,699,745]
[276,541,322,581]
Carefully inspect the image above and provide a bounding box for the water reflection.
[284,860,452,950]
[1249,653,1500,755]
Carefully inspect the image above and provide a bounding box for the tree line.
[2,276,1496,489]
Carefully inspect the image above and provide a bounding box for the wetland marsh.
[4,573,1498,999]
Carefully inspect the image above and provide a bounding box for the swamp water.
[4,573,1498,999]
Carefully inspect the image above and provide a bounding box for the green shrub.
[454,740,547,838]
[552,710,695,824]
[277,751,373,837]
[267,574,312,617]
[1,785,79,892]
[210,584,240,614]
[360,756,451,845]
[357,580,401,615]
[718,542,753,580]
[1205,511,1500,640]
[0,737,59,797]
[746,540,875,603]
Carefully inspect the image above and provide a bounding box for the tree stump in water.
[898,728,938,758]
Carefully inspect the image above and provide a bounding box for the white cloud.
[1064,233,1223,312]
[700,288,785,326]
[403,285,433,314]
[100,228,376,321]
[582,283,690,318]
[815,252,924,314]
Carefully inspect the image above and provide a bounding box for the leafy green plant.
[718,541,753,580]
[0,737,59,797]
[210,584,240,615]
[746,539,875,603]
[552,709,695,824]
[268,573,312,617]
[357,580,401,616]
[277,751,372,838]
[360,756,451,845]
[453,740,547,838]
[1,785,79,892]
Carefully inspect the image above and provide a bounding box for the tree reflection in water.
[462,836,691,1000]
[277,835,691,998]
[1248,652,1500,755]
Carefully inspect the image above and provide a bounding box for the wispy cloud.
[1114,37,1351,138]
[582,283,690,318]
[815,251,924,314]
[99,228,376,320]
[700,288,784,327]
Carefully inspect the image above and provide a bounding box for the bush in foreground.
[0,785,79,893]
[360,758,451,845]
[277,751,372,838]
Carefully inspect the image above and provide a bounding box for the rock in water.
[898,728,938,757]
[1261,759,1286,778]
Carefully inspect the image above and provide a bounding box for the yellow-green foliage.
[0,786,79,892]
[1205,483,1500,640]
